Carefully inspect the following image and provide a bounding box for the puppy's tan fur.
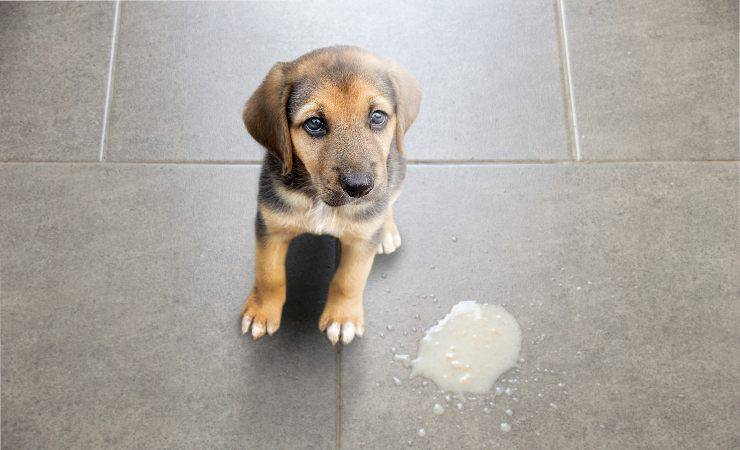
[241,46,420,344]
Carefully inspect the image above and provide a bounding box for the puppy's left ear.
[243,63,294,174]
[388,63,422,155]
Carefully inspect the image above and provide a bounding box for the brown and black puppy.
[240,46,421,345]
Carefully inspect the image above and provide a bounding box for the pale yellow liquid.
[410,301,522,394]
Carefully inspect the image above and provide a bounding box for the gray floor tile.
[107,1,569,162]
[341,163,738,448]
[565,0,739,161]
[0,164,338,449]
[0,3,114,162]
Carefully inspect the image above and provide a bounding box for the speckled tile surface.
[1,1,737,447]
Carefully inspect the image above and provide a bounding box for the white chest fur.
[270,183,384,239]
[306,201,345,236]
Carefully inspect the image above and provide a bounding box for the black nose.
[339,171,374,198]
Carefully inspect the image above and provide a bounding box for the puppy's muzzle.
[339,170,374,198]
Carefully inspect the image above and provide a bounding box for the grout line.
[94,159,265,165]
[98,0,122,162]
[555,0,581,161]
[1,159,738,167]
[333,240,342,450]
[410,159,571,165]
[409,159,740,165]
[335,345,342,450]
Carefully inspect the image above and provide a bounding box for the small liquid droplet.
[456,403,464,411]
[417,428,426,437]
[381,273,387,279]
[500,423,511,433]
[433,403,444,415]
[505,409,513,416]
[387,325,394,331]
[392,377,402,386]
[483,407,491,414]
[451,236,458,242]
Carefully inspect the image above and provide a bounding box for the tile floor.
[1,1,738,448]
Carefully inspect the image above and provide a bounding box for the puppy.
[240,46,421,345]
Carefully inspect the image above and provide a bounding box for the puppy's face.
[288,74,396,206]
[244,47,421,207]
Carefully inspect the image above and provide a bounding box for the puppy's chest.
[302,202,354,237]
[269,186,383,238]
[283,201,381,239]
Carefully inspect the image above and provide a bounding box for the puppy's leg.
[377,205,402,254]
[241,230,293,340]
[319,237,376,345]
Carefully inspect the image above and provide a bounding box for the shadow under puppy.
[241,46,421,345]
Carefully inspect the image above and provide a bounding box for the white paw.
[241,311,279,341]
[324,321,365,345]
[377,225,402,255]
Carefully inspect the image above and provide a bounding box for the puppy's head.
[244,46,421,206]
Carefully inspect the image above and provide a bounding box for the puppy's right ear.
[243,63,293,174]
[387,61,421,156]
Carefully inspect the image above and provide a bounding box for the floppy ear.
[243,63,293,173]
[388,63,422,155]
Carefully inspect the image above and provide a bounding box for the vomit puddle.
[410,301,522,394]
[380,287,575,443]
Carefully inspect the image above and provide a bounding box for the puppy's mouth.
[320,192,346,207]
[319,186,381,208]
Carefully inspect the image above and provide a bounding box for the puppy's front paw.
[319,301,365,345]
[241,290,283,340]
[377,220,401,255]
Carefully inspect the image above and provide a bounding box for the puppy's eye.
[304,117,327,136]
[369,110,387,129]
